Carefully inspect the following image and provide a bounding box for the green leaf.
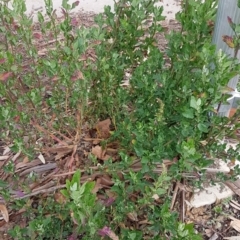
[70,182,78,191]
[37,12,44,23]
[71,170,81,189]
[182,109,194,119]
[190,96,198,110]
[197,123,208,133]
[65,179,71,191]
[0,180,7,188]
[156,188,167,195]
[235,25,240,33]
[71,1,79,9]
[71,190,83,201]
[84,181,95,194]
[197,98,201,106]
[60,189,69,198]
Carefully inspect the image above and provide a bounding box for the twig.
[180,178,186,222]
[32,181,56,192]
[19,163,57,176]
[170,181,179,210]
[13,184,66,200]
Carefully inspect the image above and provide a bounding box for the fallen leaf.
[99,175,113,186]
[22,156,29,164]
[225,181,240,197]
[98,226,119,240]
[0,204,9,222]
[38,153,46,164]
[71,70,84,81]
[92,146,110,161]
[96,119,111,139]
[139,219,151,225]
[230,200,240,211]
[54,192,66,204]
[224,237,240,240]
[102,197,115,206]
[205,228,213,237]
[0,58,6,64]
[108,230,119,240]
[93,139,101,144]
[152,194,159,200]
[33,32,42,39]
[0,72,12,81]
[229,216,240,232]
[0,156,9,161]
[127,212,138,222]
[209,233,219,240]
[105,190,117,199]
[12,151,22,162]
[92,178,103,194]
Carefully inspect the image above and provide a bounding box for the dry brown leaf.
[209,233,219,240]
[98,227,119,240]
[152,194,159,200]
[71,70,84,81]
[229,216,240,232]
[108,230,119,240]
[93,139,101,144]
[15,159,42,171]
[70,211,78,225]
[54,192,66,204]
[45,145,74,153]
[92,146,110,161]
[99,175,113,186]
[139,219,151,225]
[105,190,117,199]
[92,179,103,194]
[230,200,240,211]
[0,204,9,222]
[127,212,138,222]
[3,146,11,155]
[38,153,46,164]
[205,228,213,237]
[191,207,205,216]
[224,236,240,240]
[12,151,21,162]
[225,181,240,197]
[22,156,29,164]
[96,119,111,138]
[15,162,28,170]
[0,156,9,161]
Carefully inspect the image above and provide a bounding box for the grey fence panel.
[212,0,240,117]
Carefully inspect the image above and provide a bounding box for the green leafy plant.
[0,0,88,156]
[8,197,73,240]
[61,170,106,238]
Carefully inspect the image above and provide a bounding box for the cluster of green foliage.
[1,0,240,239]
